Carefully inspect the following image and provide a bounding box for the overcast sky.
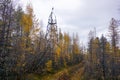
[20,0,120,45]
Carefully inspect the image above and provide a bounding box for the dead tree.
[0,0,14,79]
[100,35,107,80]
[108,18,120,79]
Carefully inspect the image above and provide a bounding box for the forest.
[0,0,120,80]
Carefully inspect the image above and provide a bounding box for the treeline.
[0,0,83,79]
[84,18,120,80]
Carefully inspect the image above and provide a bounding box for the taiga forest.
[0,0,120,80]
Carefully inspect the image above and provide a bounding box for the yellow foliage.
[55,46,61,57]
[73,43,80,54]
[64,33,70,44]
[21,14,32,33]
[46,60,53,72]
[73,35,80,54]
[20,4,33,34]
[106,42,111,54]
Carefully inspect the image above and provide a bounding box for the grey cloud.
[21,0,120,45]
[55,0,120,45]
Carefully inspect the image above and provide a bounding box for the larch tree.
[72,33,81,64]
[0,0,15,79]
[100,35,107,80]
[108,18,120,79]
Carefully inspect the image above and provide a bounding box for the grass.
[25,62,84,80]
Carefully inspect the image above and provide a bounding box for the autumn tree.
[86,30,95,78]
[86,29,103,79]
[63,33,71,67]
[0,0,15,79]
[100,35,107,80]
[108,18,120,79]
[72,33,82,64]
